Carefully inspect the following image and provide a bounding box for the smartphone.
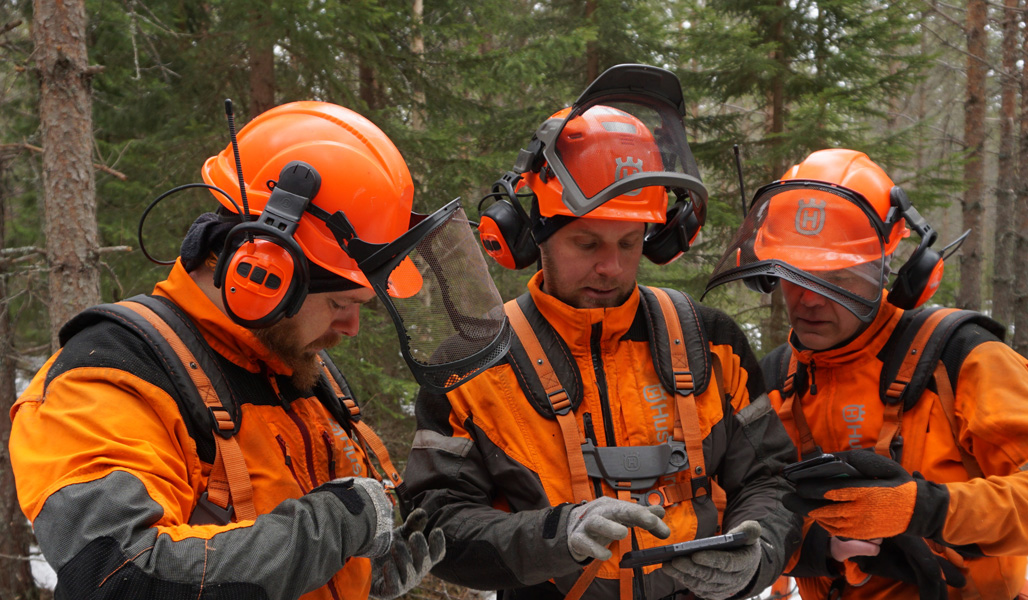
[781,453,860,484]
[619,529,756,569]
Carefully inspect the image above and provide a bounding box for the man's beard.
[254,321,341,391]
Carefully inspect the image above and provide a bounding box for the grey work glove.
[661,520,762,600]
[348,477,398,558]
[369,508,446,600]
[566,496,671,562]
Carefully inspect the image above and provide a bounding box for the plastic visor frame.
[529,64,708,217]
[316,197,512,393]
[704,179,891,322]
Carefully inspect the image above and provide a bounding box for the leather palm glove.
[661,520,762,600]
[566,496,670,561]
[782,449,949,541]
[850,533,966,600]
[369,508,446,600]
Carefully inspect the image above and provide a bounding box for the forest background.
[2,0,1028,598]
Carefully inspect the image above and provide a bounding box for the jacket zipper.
[322,431,337,481]
[582,412,604,498]
[270,374,322,489]
[276,435,309,493]
[590,322,617,447]
[809,360,818,395]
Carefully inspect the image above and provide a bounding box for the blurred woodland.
[2,0,1028,598]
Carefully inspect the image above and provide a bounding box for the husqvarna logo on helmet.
[615,157,644,196]
[795,198,827,235]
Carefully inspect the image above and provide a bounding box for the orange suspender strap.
[123,302,257,522]
[564,555,607,600]
[504,301,593,504]
[781,354,819,458]
[933,361,984,480]
[319,362,403,489]
[617,486,634,600]
[650,288,707,498]
[876,308,956,458]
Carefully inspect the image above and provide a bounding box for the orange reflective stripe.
[122,302,257,522]
[505,301,592,503]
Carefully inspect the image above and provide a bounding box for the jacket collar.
[790,293,903,368]
[152,259,293,375]
[527,271,641,351]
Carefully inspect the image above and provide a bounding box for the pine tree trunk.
[959,0,987,311]
[991,0,1018,329]
[247,13,275,118]
[1014,4,1028,356]
[33,0,102,349]
[763,0,790,353]
[0,155,50,600]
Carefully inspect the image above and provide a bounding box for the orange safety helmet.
[524,106,668,224]
[774,148,910,259]
[202,100,419,296]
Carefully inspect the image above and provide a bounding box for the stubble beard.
[254,321,341,391]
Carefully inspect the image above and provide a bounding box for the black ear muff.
[213,160,320,328]
[888,245,943,310]
[885,186,944,310]
[643,196,701,265]
[478,172,538,270]
[744,275,780,294]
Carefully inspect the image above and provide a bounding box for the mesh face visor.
[526,64,708,219]
[329,199,511,393]
[705,181,889,321]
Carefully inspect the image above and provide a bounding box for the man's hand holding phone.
[659,521,763,600]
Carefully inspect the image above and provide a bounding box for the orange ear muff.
[479,200,538,270]
[214,225,310,328]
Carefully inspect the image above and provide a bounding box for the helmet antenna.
[732,144,747,218]
[224,99,251,222]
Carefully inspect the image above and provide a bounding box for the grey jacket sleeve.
[31,471,381,599]
[403,393,584,590]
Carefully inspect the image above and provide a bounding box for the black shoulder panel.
[761,343,792,394]
[878,307,1006,410]
[637,286,711,397]
[689,295,766,401]
[505,293,584,419]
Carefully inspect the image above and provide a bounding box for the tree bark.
[33,0,102,350]
[585,0,598,83]
[1014,3,1028,356]
[247,17,275,118]
[0,156,49,600]
[991,0,1018,329]
[959,0,987,311]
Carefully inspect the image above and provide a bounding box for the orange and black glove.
[782,449,949,541]
[850,534,966,600]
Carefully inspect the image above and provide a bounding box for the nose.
[594,245,624,278]
[331,305,361,337]
[797,287,827,307]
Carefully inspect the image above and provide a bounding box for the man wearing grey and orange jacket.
[10,101,512,599]
[403,64,801,600]
[704,148,1028,600]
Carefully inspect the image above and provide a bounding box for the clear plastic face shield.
[516,64,708,219]
[705,181,890,322]
[324,199,511,393]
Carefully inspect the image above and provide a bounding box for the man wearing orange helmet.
[705,148,1028,600]
[404,64,801,600]
[9,101,512,599]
